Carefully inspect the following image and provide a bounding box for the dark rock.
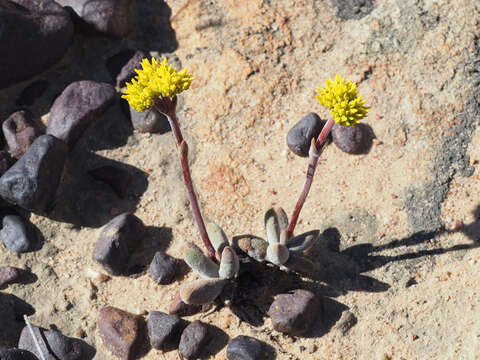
[286,113,325,157]
[330,0,374,20]
[130,107,169,134]
[169,291,203,317]
[0,0,73,89]
[333,310,357,335]
[47,81,116,149]
[178,321,209,360]
[106,50,145,88]
[0,135,67,212]
[16,80,49,107]
[226,336,263,360]
[147,311,185,351]
[0,348,38,360]
[149,252,178,285]
[98,306,144,360]
[2,110,41,159]
[268,289,321,336]
[0,151,14,177]
[88,165,132,198]
[0,216,37,253]
[18,325,85,360]
[92,213,144,275]
[331,123,366,154]
[56,0,133,37]
[0,294,28,347]
[0,266,26,287]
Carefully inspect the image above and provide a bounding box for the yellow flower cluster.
[122,58,194,112]
[316,74,369,126]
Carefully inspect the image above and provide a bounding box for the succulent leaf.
[232,235,268,262]
[218,246,240,279]
[179,279,227,305]
[184,242,219,279]
[264,207,288,244]
[266,243,290,265]
[206,222,229,253]
[287,230,319,254]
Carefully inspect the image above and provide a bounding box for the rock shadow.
[126,226,173,276]
[201,323,229,359]
[49,152,148,228]
[0,293,35,347]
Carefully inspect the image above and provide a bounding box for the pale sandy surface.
[0,0,479,359]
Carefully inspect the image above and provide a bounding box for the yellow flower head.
[316,74,369,126]
[122,58,194,112]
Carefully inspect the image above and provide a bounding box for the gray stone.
[0,216,37,253]
[179,321,209,360]
[268,289,321,336]
[0,266,26,287]
[0,135,67,212]
[331,123,366,154]
[147,311,185,351]
[98,306,144,360]
[2,110,41,159]
[92,213,144,275]
[0,151,13,178]
[330,0,373,20]
[0,0,73,89]
[47,81,116,149]
[149,252,178,285]
[56,0,133,37]
[226,336,263,360]
[286,113,325,157]
[130,107,169,134]
[18,325,85,360]
[0,349,38,360]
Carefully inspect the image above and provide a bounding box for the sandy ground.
[1,0,479,359]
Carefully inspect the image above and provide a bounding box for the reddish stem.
[157,104,215,259]
[286,118,335,237]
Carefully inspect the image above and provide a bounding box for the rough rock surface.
[0,349,38,360]
[18,325,85,360]
[92,212,144,275]
[226,336,263,360]
[0,215,37,253]
[148,251,178,285]
[147,311,185,351]
[2,110,41,159]
[0,266,26,287]
[97,306,144,360]
[178,321,209,360]
[47,81,116,148]
[56,0,133,37]
[286,112,325,157]
[0,0,73,88]
[0,135,67,212]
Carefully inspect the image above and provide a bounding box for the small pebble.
[18,325,85,360]
[179,320,209,360]
[286,113,325,157]
[0,215,37,253]
[148,252,178,285]
[129,107,169,134]
[0,266,26,287]
[268,289,322,336]
[84,268,110,283]
[226,336,263,360]
[333,310,357,335]
[147,311,185,351]
[98,306,144,360]
[331,123,367,154]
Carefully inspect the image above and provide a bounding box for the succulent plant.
[179,223,240,305]
[233,207,319,271]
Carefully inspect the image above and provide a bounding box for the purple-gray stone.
[56,0,133,37]
[0,215,37,253]
[0,348,38,360]
[331,123,366,154]
[130,107,169,134]
[2,110,41,159]
[226,336,263,360]
[0,135,67,212]
[268,289,321,336]
[47,81,116,149]
[178,321,209,360]
[149,252,178,285]
[147,311,185,351]
[0,0,73,88]
[92,213,144,275]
